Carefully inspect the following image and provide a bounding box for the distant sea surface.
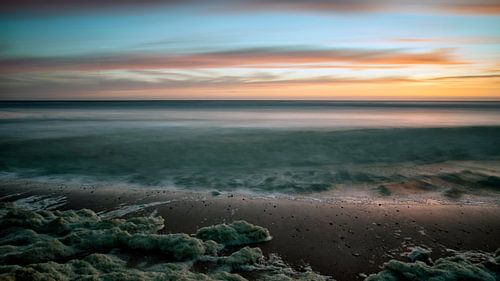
[1,101,500,195]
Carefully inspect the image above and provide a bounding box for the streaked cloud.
[2,70,499,99]
[440,3,500,15]
[392,36,500,45]
[237,0,500,15]
[2,0,500,15]
[427,74,500,81]
[0,48,464,74]
[392,38,435,43]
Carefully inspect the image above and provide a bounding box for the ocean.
[1,101,500,196]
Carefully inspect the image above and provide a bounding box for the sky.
[0,0,499,100]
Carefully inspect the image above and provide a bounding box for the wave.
[1,126,500,195]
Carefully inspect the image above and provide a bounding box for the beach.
[1,179,499,280]
[1,101,499,280]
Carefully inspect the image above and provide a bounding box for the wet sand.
[1,181,499,281]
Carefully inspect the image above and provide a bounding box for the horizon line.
[2,99,500,103]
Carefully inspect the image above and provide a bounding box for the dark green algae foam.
[0,203,498,281]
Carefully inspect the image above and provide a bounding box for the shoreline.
[1,180,499,281]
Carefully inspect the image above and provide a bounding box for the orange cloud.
[440,3,500,15]
[427,74,500,81]
[0,48,464,74]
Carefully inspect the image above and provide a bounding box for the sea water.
[1,101,499,194]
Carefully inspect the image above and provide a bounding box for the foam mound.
[407,246,432,263]
[0,203,331,281]
[366,248,499,281]
[195,220,272,246]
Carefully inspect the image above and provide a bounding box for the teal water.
[1,101,500,194]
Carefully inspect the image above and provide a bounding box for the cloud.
[6,70,500,96]
[2,0,499,15]
[231,0,385,13]
[427,74,500,81]
[0,69,442,100]
[392,38,435,43]
[0,70,412,99]
[0,48,464,74]
[0,0,183,13]
[2,69,499,99]
[239,1,500,15]
[392,36,500,45]
[439,3,500,15]
[0,71,415,91]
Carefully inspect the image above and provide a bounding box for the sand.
[1,181,499,281]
